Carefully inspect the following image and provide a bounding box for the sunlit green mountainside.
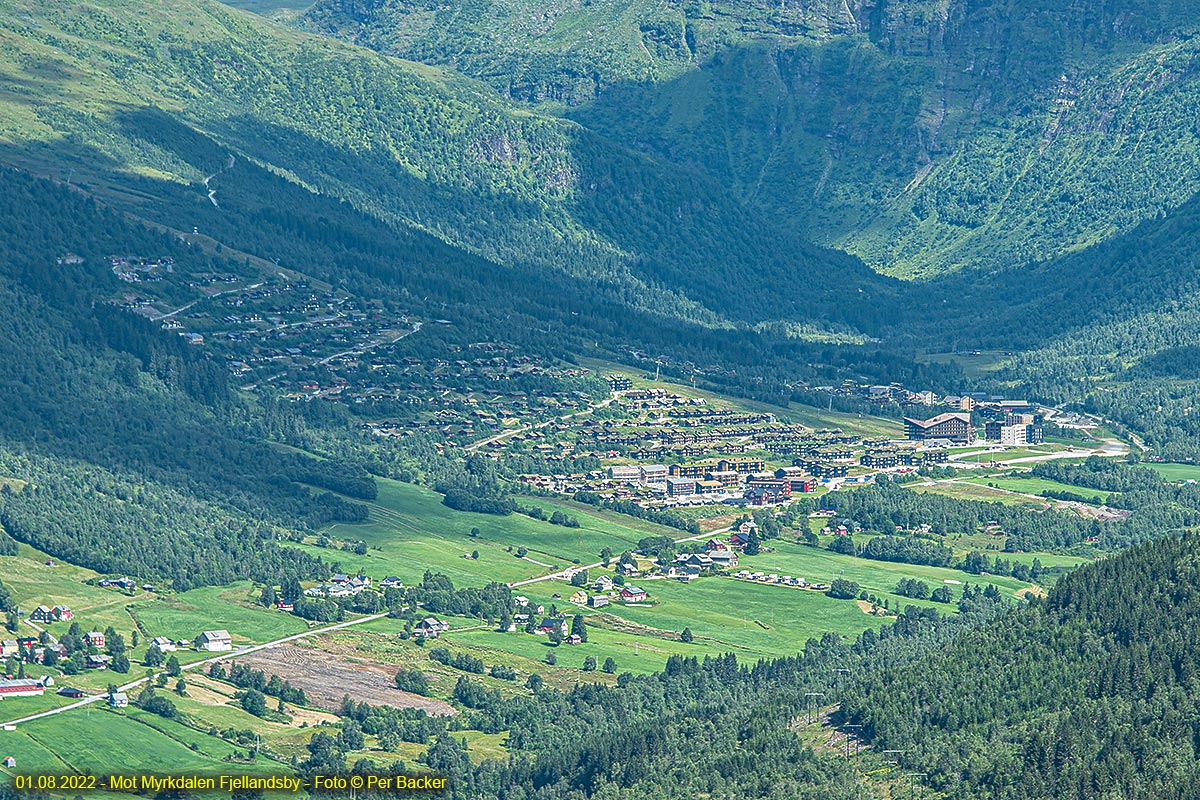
[300,0,863,105]
[0,0,894,333]
[304,0,1200,277]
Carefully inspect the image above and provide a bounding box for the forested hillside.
[306,0,1200,277]
[0,0,890,332]
[842,533,1200,798]
[573,1,1200,278]
[0,169,362,587]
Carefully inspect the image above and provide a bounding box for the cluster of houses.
[28,605,74,623]
[510,379,1057,515]
[733,571,827,592]
[569,460,822,508]
[304,573,373,598]
[96,577,143,591]
[289,575,402,611]
[904,407,1044,448]
[810,380,1036,415]
[4,594,235,672]
[0,636,65,667]
[505,598,590,644]
[563,576,652,609]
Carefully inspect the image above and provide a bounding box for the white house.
[198,630,233,652]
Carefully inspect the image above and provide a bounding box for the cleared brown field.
[234,645,456,715]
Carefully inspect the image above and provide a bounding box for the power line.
[904,772,928,800]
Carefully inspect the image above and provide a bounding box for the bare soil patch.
[234,645,456,715]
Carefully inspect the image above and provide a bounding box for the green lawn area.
[298,479,688,586]
[592,578,885,657]
[908,481,1043,506]
[1002,551,1095,570]
[507,572,889,660]
[0,544,141,634]
[7,707,277,776]
[948,446,994,457]
[447,624,708,675]
[732,539,1036,605]
[918,351,1010,380]
[1144,462,1200,482]
[288,537,551,587]
[961,475,1111,503]
[954,444,1073,463]
[129,583,309,645]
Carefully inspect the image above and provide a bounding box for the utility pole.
[882,750,906,776]
[842,724,862,759]
[804,691,824,725]
[905,772,927,800]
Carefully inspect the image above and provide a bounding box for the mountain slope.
[573,7,1200,278]
[0,167,345,588]
[843,533,1200,798]
[0,0,891,331]
[300,0,863,105]
[303,0,1200,277]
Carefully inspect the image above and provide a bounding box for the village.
[0,596,234,710]
[104,251,1072,496]
[502,375,1057,514]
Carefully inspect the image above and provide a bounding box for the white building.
[1000,424,1028,447]
[150,636,177,652]
[198,630,233,652]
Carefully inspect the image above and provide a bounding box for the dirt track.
[235,645,456,715]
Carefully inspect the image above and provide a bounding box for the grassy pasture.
[961,475,1112,502]
[129,583,309,645]
[298,479,687,586]
[1144,462,1200,482]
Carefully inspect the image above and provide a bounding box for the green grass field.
[129,583,309,645]
[1144,462,1200,482]
[297,479,689,586]
[908,481,1044,506]
[4,708,279,776]
[1001,551,1095,570]
[918,351,1010,380]
[954,444,1074,463]
[592,578,884,657]
[504,572,889,660]
[961,476,1111,503]
[734,539,1035,601]
[447,624,707,675]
